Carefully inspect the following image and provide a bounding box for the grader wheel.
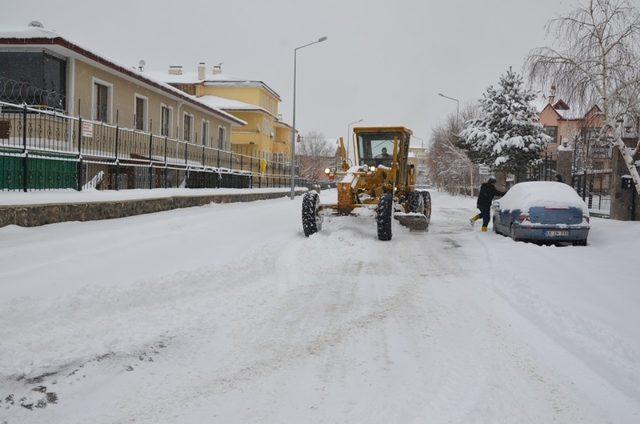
[302,191,322,237]
[421,191,432,221]
[408,192,425,214]
[377,193,393,241]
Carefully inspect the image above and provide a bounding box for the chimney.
[548,85,556,105]
[212,64,222,75]
[197,62,206,80]
[168,65,183,75]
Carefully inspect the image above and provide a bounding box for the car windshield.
[357,133,400,167]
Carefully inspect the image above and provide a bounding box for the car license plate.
[545,230,569,237]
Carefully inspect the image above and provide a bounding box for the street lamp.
[346,118,364,163]
[438,92,460,127]
[290,35,328,199]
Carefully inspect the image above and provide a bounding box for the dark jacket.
[477,182,504,209]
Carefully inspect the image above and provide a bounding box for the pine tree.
[459,68,550,180]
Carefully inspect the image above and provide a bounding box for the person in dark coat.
[470,177,505,232]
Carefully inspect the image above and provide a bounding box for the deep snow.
[1,190,639,423]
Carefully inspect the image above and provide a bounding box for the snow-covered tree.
[526,0,640,195]
[428,106,479,195]
[297,131,335,181]
[459,68,550,180]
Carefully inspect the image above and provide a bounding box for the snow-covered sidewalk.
[0,190,639,423]
[0,187,304,206]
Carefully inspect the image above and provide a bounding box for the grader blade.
[395,213,429,231]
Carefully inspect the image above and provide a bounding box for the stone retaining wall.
[0,190,307,228]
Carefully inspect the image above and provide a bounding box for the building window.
[160,105,172,137]
[202,120,210,146]
[218,126,226,150]
[543,126,558,144]
[93,81,111,123]
[0,51,67,110]
[134,95,148,131]
[183,113,193,142]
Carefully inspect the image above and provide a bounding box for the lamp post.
[346,118,363,163]
[290,35,328,199]
[438,92,460,127]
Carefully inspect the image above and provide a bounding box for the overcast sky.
[3,0,576,143]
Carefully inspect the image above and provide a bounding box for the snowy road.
[1,190,639,423]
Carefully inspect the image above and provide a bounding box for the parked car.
[492,181,590,245]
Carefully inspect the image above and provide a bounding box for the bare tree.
[427,107,478,195]
[297,131,336,181]
[526,0,640,193]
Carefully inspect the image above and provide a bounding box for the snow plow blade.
[395,213,429,231]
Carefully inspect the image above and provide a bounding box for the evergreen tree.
[459,68,550,179]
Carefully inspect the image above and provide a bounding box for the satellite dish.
[138,59,146,71]
[29,20,44,28]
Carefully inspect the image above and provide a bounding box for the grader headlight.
[369,166,376,172]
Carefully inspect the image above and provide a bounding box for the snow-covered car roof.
[498,181,589,215]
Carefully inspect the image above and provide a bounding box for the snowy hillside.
[1,191,639,423]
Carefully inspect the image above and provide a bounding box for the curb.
[0,189,307,228]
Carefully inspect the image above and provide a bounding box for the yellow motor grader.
[302,126,431,240]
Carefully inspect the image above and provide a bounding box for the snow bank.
[0,187,305,206]
[498,181,589,215]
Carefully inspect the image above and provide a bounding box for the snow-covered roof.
[145,70,282,100]
[0,25,246,127]
[0,25,58,39]
[535,94,601,121]
[197,95,268,113]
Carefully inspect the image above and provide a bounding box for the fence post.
[185,142,188,165]
[114,124,120,190]
[229,151,233,170]
[164,136,168,188]
[249,156,253,188]
[77,116,83,191]
[21,104,28,192]
[148,121,153,189]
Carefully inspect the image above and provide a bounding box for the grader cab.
[302,126,431,240]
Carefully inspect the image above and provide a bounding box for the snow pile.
[0,187,305,206]
[498,181,589,215]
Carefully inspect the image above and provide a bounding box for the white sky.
[2,0,576,143]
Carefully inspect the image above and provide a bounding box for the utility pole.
[290,36,328,199]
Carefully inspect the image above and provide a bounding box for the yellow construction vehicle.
[302,126,431,240]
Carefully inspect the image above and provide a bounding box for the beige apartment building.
[148,64,293,164]
[0,23,245,147]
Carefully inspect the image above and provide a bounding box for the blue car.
[492,181,590,245]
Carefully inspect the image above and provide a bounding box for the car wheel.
[573,239,587,246]
[510,224,520,242]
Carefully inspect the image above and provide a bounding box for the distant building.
[408,141,429,185]
[537,87,606,185]
[148,64,293,164]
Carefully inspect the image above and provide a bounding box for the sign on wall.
[81,121,93,138]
